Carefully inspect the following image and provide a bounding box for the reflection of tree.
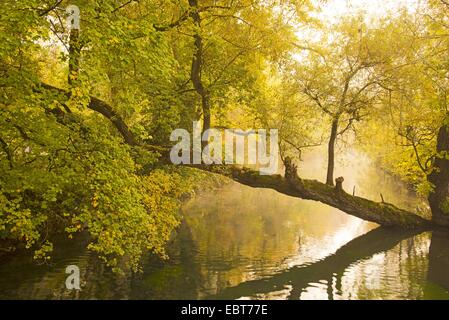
[209,227,422,300]
[182,184,312,292]
[343,232,430,300]
[132,219,203,299]
[0,233,134,299]
[425,230,449,299]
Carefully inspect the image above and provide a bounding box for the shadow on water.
[208,227,424,300]
[425,230,449,299]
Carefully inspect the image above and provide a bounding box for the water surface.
[1,152,449,300]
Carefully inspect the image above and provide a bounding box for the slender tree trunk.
[189,0,211,145]
[428,118,449,227]
[326,118,339,186]
[202,95,211,135]
[68,29,80,86]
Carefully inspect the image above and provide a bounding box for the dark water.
[1,152,449,300]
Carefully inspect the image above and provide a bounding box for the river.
[1,151,449,299]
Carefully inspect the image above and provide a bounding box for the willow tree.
[293,17,397,185]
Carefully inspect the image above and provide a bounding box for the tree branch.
[0,136,13,169]
[186,159,431,228]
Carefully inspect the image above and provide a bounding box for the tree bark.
[38,83,138,146]
[326,118,339,186]
[189,0,211,143]
[68,28,80,86]
[428,119,449,227]
[197,158,431,228]
[335,176,344,192]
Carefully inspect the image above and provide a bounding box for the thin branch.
[282,137,322,153]
[292,43,326,60]
[412,139,428,173]
[0,136,13,169]
[49,19,69,52]
[210,50,245,86]
[111,0,139,14]
[303,86,333,116]
[38,0,63,17]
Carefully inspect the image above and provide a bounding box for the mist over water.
[0,150,448,300]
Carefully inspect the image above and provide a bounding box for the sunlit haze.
[315,0,421,22]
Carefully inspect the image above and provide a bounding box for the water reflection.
[211,227,427,300]
[0,153,448,299]
[425,231,449,299]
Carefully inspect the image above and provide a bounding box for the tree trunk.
[189,0,211,145]
[197,159,431,228]
[326,118,339,186]
[68,29,80,86]
[428,119,449,227]
[38,83,138,146]
[202,95,211,135]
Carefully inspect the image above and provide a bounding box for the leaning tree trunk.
[195,158,431,228]
[428,119,449,227]
[326,118,339,186]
